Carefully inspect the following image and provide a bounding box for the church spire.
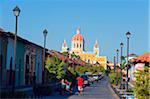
[94,40,99,48]
[93,40,99,56]
[61,39,68,52]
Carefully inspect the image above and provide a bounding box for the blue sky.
[0,0,149,61]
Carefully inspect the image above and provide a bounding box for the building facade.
[61,27,107,69]
[0,29,43,89]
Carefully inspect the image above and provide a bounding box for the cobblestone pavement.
[44,76,118,99]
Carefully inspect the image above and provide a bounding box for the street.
[44,76,118,99]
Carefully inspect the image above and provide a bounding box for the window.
[77,43,78,48]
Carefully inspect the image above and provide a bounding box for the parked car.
[87,75,95,84]
[93,74,99,80]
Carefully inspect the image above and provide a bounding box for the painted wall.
[35,48,43,84]
[6,38,14,70]
[16,40,25,86]
[0,36,8,87]
[6,38,25,86]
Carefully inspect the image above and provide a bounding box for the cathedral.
[61,27,107,69]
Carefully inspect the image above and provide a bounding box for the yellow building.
[61,27,107,69]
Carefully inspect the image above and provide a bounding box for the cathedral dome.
[72,27,84,41]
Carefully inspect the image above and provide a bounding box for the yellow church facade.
[61,27,107,69]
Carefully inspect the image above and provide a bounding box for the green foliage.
[75,66,87,74]
[109,71,117,84]
[109,69,121,85]
[120,56,126,69]
[65,67,78,82]
[75,65,104,75]
[57,61,66,79]
[62,52,70,57]
[71,52,80,59]
[134,66,150,99]
[45,56,66,80]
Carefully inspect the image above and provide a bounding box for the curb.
[108,83,119,99]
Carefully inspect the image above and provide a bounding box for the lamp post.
[116,49,119,85]
[126,31,131,90]
[120,42,123,89]
[43,29,48,83]
[13,6,20,92]
[114,56,116,72]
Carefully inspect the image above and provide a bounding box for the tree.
[62,52,70,57]
[56,61,66,79]
[71,52,80,59]
[134,65,150,99]
[45,56,67,80]
[75,66,87,75]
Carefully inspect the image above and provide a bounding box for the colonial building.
[0,28,43,88]
[61,27,107,69]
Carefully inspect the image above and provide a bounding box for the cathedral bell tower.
[93,40,99,56]
[61,39,69,52]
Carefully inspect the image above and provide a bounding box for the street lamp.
[116,49,119,85]
[126,31,131,90]
[120,42,123,89]
[114,56,116,72]
[43,29,48,83]
[13,6,20,92]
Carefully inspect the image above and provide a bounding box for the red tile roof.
[47,50,87,66]
[132,52,150,63]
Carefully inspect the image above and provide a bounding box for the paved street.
[44,76,118,99]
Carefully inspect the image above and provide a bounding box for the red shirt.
[77,77,84,87]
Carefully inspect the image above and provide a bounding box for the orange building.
[61,27,107,69]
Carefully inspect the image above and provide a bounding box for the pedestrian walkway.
[43,76,118,99]
[68,76,118,99]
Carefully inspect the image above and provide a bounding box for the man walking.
[76,76,84,96]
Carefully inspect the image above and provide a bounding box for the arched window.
[77,43,78,48]
[74,43,75,48]
[80,44,81,48]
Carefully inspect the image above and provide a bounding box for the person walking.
[60,78,66,95]
[76,76,84,96]
[65,79,72,93]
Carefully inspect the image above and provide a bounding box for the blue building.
[0,28,44,89]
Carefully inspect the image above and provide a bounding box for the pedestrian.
[60,78,66,95]
[65,79,72,93]
[76,75,84,96]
